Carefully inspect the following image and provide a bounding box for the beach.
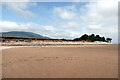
[1,44,118,78]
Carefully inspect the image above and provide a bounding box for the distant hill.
[0,31,50,39]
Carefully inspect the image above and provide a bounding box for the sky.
[0,0,119,43]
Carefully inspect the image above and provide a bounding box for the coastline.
[0,44,117,50]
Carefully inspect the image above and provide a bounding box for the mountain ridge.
[0,31,50,39]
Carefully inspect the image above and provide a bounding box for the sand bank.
[2,44,118,78]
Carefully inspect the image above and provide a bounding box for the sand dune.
[2,45,118,78]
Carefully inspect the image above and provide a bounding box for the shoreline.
[0,44,118,50]
[0,41,111,46]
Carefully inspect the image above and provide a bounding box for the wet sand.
[2,45,118,78]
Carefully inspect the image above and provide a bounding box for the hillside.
[0,31,50,39]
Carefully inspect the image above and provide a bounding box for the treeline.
[73,34,112,42]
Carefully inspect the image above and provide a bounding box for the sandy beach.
[1,44,118,78]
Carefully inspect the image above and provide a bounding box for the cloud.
[1,0,30,2]
[0,21,38,32]
[1,0,119,43]
[52,0,118,43]
[78,0,118,43]
[4,2,37,19]
[0,20,82,39]
[53,5,76,20]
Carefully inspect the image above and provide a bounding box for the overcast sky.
[0,0,118,43]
